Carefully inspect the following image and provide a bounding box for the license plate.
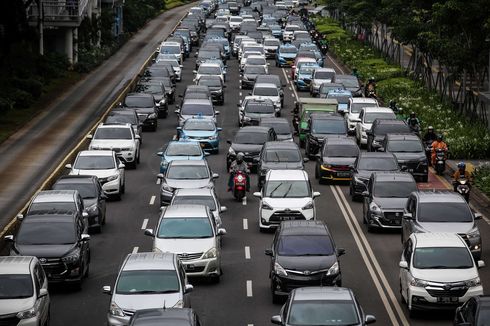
[437,297,458,303]
[407,169,414,173]
[337,172,350,177]
[280,216,295,221]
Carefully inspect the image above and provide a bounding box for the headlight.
[409,277,428,287]
[467,228,480,239]
[173,300,184,308]
[162,184,174,192]
[209,135,218,140]
[159,99,166,106]
[228,147,236,155]
[326,261,339,276]
[86,203,98,215]
[262,202,273,210]
[274,262,287,276]
[109,302,125,317]
[17,300,41,319]
[161,160,169,168]
[354,176,367,184]
[148,113,157,119]
[465,277,481,287]
[203,247,217,259]
[369,202,382,214]
[107,174,118,182]
[62,250,80,264]
[302,201,314,210]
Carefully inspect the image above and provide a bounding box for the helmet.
[389,100,396,106]
[236,152,244,164]
[368,77,375,83]
[410,111,416,118]
[437,134,443,141]
[428,126,434,131]
[457,161,466,170]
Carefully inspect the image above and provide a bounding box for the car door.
[400,238,413,297]
[179,262,191,307]
[356,110,364,141]
[363,177,374,219]
[34,263,50,323]
[97,180,107,221]
[402,196,415,243]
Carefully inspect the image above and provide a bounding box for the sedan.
[177,118,222,154]
[156,140,206,173]
[315,136,359,182]
[241,65,268,89]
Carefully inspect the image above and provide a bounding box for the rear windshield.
[350,102,377,114]
[311,119,346,134]
[172,196,216,211]
[53,183,97,199]
[181,104,213,116]
[264,149,301,162]
[374,181,416,198]
[357,157,398,171]
[365,112,395,123]
[94,128,132,140]
[376,124,410,135]
[158,218,213,238]
[261,122,291,134]
[29,202,76,214]
[17,221,77,245]
[277,235,334,256]
[125,96,154,108]
[264,180,310,198]
[245,103,275,113]
[315,71,335,79]
[234,131,268,144]
[253,87,278,96]
[165,143,202,156]
[387,140,423,153]
[106,114,136,125]
[116,270,179,295]
[74,155,115,170]
[324,145,358,157]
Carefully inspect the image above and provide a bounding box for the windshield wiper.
[268,182,284,197]
[282,183,293,198]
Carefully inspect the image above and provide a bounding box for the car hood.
[277,255,336,272]
[391,152,426,162]
[261,161,303,170]
[250,95,279,102]
[113,292,183,311]
[412,268,479,283]
[323,157,356,166]
[89,139,134,149]
[262,197,312,209]
[416,222,475,234]
[276,134,293,141]
[131,107,155,114]
[15,243,76,258]
[347,113,360,121]
[70,168,118,178]
[279,53,296,58]
[313,78,332,84]
[0,297,36,315]
[154,237,215,255]
[373,197,407,210]
[83,197,98,208]
[243,73,261,79]
[232,143,264,153]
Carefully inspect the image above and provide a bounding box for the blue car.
[275,44,298,67]
[156,140,206,173]
[326,89,353,114]
[177,117,222,154]
[296,64,319,91]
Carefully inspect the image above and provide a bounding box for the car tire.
[136,152,140,164]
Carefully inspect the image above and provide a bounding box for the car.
[155,58,183,81]
[363,172,417,231]
[239,98,276,127]
[226,126,277,170]
[88,123,141,169]
[157,160,218,206]
[336,74,362,97]
[5,213,90,287]
[401,191,482,258]
[350,152,400,200]
[129,308,202,326]
[295,98,338,147]
[0,256,50,326]
[158,41,184,65]
[197,75,225,105]
[263,37,280,58]
[176,118,222,154]
[291,57,317,82]
[295,64,318,91]
[229,16,243,31]
[122,93,159,131]
[175,98,219,127]
[239,51,263,71]
[315,136,359,182]
[304,114,348,158]
[275,43,298,67]
[255,74,285,107]
[170,188,226,229]
[318,82,346,98]
[266,221,345,303]
[327,88,353,115]
[355,107,395,146]
[366,119,411,152]
[145,65,176,86]
[156,140,206,174]
[271,287,376,325]
[259,117,293,142]
[399,233,484,314]
[195,48,221,69]
[134,80,168,118]
[103,252,193,325]
[254,169,320,232]
[242,55,269,73]
[346,97,379,133]
[310,68,336,96]
[193,62,225,83]
[282,24,300,42]
[52,175,107,233]
[105,109,143,143]
[66,150,126,200]
[241,65,268,89]
[251,82,282,111]
[144,205,226,281]
[454,295,490,326]
[257,141,305,188]
[380,133,428,181]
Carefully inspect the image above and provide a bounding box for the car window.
[17,220,77,245]
[0,274,34,299]
[413,247,474,269]
[166,165,209,179]
[387,140,423,153]
[166,143,202,156]
[116,270,180,294]
[277,235,334,256]
[264,180,310,198]
[53,183,97,199]
[323,144,358,157]
[417,202,473,222]
[157,218,213,238]
[74,155,115,170]
[288,300,360,325]
[403,239,412,266]
[264,149,301,162]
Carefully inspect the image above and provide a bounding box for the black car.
[304,114,348,158]
[350,152,400,200]
[454,295,490,326]
[256,74,285,107]
[241,65,268,89]
[315,136,359,183]
[362,172,417,231]
[335,74,362,97]
[5,213,91,287]
[198,75,225,105]
[366,119,411,152]
[134,81,168,118]
[226,126,277,171]
[259,117,293,141]
[122,93,158,131]
[265,220,345,303]
[52,175,107,233]
[380,133,428,182]
[239,98,276,127]
[258,141,305,188]
[129,308,202,326]
[105,108,143,143]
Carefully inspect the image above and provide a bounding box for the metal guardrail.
[27,0,89,21]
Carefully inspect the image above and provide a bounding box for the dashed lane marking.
[243,218,248,230]
[245,246,251,259]
[242,196,247,205]
[156,178,161,185]
[246,280,253,297]
[141,218,148,230]
[149,195,156,205]
[132,247,139,254]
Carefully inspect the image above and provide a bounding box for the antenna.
[163,300,166,310]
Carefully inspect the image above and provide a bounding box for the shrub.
[473,164,490,197]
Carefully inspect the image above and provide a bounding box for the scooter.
[454,177,471,202]
[434,148,447,175]
[232,171,248,201]
[424,142,433,165]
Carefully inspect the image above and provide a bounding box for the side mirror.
[378,147,385,152]
[399,261,408,269]
[220,206,228,213]
[102,285,112,295]
[313,191,321,198]
[336,248,346,256]
[176,126,182,131]
[184,284,194,294]
[303,157,309,162]
[271,316,282,325]
[82,211,89,218]
[135,135,141,140]
[144,229,155,237]
[217,228,227,235]
[215,111,220,115]
[156,152,164,157]
[65,164,72,169]
[217,127,223,131]
[4,235,14,242]
[118,163,125,169]
[365,315,376,324]
[226,140,232,145]
[253,192,262,198]
[80,234,91,241]
[193,70,197,74]
[265,249,273,256]
[204,151,211,156]
[86,134,93,139]
[361,191,369,197]
[16,214,24,221]
[403,212,412,220]
[478,260,486,268]
[39,288,48,298]
[157,173,164,179]
[212,173,219,179]
[474,212,483,220]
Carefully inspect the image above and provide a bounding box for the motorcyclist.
[453,161,472,191]
[364,77,376,98]
[292,102,300,135]
[406,112,421,133]
[318,35,329,54]
[423,126,437,143]
[431,134,448,166]
[351,68,359,79]
[228,152,250,192]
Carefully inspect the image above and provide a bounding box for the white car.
[88,123,141,169]
[193,62,225,83]
[158,41,183,65]
[239,43,264,60]
[355,106,395,146]
[66,150,126,199]
[155,57,182,81]
[229,16,243,30]
[250,83,282,112]
[242,55,269,73]
[145,205,226,281]
[310,68,336,96]
[263,38,280,58]
[399,232,484,314]
[346,98,379,133]
[240,51,264,70]
[282,25,300,42]
[254,170,320,232]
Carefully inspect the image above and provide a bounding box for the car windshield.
[158,218,213,238]
[74,155,115,170]
[0,275,33,299]
[253,87,278,96]
[245,66,266,74]
[230,17,243,22]
[277,235,334,256]
[324,145,358,157]
[262,122,291,134]
[247,58,266,65]
[94,128,132,140]
[29,202,76,214]
[116,270,180,294]
[135,84,162,94]
[198,66,221,74]
[106,114,136,125]
[165,143,202,156]
[199,50,220,58]
[265,149,301,162]
[299,67,315,76]
[234,131,268,144]
[365,112,395,123]
[265,180,310,198]
[288,300,360,326]
[337,77,359,88]
[387,140,423,152]
[374,181,416,198]
[166,165,209,179]
[418,202,474,222]
[327,95,351,104]
[413,247,474,269]
[281,47,297,54]
[315,71,335,79]
[181,104,213,116]
[125,96,154,108]
[320,84,345,94]
[17,221,77,245]
[350,102,377,114]
[199,79,221,87]
[245,103,275,113]
[172,196,216,210]
[160,45,181,54]
[358,157,398,170]
[184,120,215,131]
[53,183,97,199]
[311,119,346,134]
[159,60,178,67]
[264,39,279,46]
[376,124,411,136]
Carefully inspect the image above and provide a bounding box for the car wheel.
[84,261,90,278]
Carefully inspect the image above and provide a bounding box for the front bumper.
[319,165,352,181]
[351,177,369,196]
[366,210,403,229]
[408,284,483,311]
[160,188,174,205]
[141,118,157,130]
[100,176,122,195]
[182,257,220,277]
[272,272,341,296]
[260,208,314,229]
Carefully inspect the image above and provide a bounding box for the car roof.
[310,113,344,120]
[0,256,37,274]
[359,152,396,159]
[350,97,378,103]
[324,136,357,146]
[362,106,393,113]
[163,204,210,218]
[122,252,176,271]
[385,133,419,141]
[173,188,214,197]
[263,141,299,150]
[98,123,131,129]
[168,159,207,166]
[56,175,98,184]
[413,232,467,248]
[78,150,114,156]
[280,220,329,236]
[292,286,354,301]
[238,126,271,133]
[372,171,415,183]
[254,83,277,89]
[314,67,335,73]
[182,99,213,105]
[267,169,308,181]
[32,190,78,203]
[131,308,195,324]
[413,190,468,203]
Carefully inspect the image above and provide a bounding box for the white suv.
[355,107,395,146]
[250,83,282,112]
[399,232,484,314]
[254,170,320,232]
[0,256,50,326]
[346,98,379,133]
[88,124,141,169]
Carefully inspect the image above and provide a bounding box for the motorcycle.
[320,43,328,55]
[424,142,433,165]
[232,170,247,201]
[367,89,378,100]
[454,177,471,202]
[434,148,447,175]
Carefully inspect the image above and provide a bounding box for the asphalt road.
[7,10,490,326]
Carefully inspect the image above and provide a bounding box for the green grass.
[165,0,185,9]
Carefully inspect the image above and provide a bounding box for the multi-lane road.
[3,6,490,326]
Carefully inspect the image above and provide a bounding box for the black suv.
[122,93,158,131]
[129,308,202,326]
[380,133,428,182]
[315,136,359,183]
[52,175,107,233]
[134,81,168,118]
[366,119,411,152]
[198,75,225,105]
[304,114,348,158]
[6,213,91,287]
[265,220,345,303]
[363,172,417,231]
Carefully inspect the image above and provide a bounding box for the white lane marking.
[239,92,242,97]
[132,247,139,254]
[242,196,247,205]
[243,218,248,230]
[149,195,156,205]
[156,178,161,185]
[288,86,292,91]
[330,185,408,326]
[282,68,299,101]
[172,134,177,140]
[326,53,346,74]
[246,280,253,297]
[247,324,254,326]
[480,213,490,225]
[245,246,251,259]
[141,218,149,230]
[291,93,295,97]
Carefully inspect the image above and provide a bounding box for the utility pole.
[38,0,44,55]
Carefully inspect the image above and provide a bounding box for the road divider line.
[239,92,242,97]
[141,218,148,230]
[330,185,402,326]
[282,68,299,101]
[243,218,248,230]
[242,196,247,205]
[149,195,156,205]
[246,280,253,297]
[245,246,251,259]
[156,178,161,185]
[132,247,139,254]
[326,53,346,74]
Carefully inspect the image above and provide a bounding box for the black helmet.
[389,100,396,106]
[368,76,375,83]
[437,134,443,141]
[236,152,244,164]
[457,161,466,170]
